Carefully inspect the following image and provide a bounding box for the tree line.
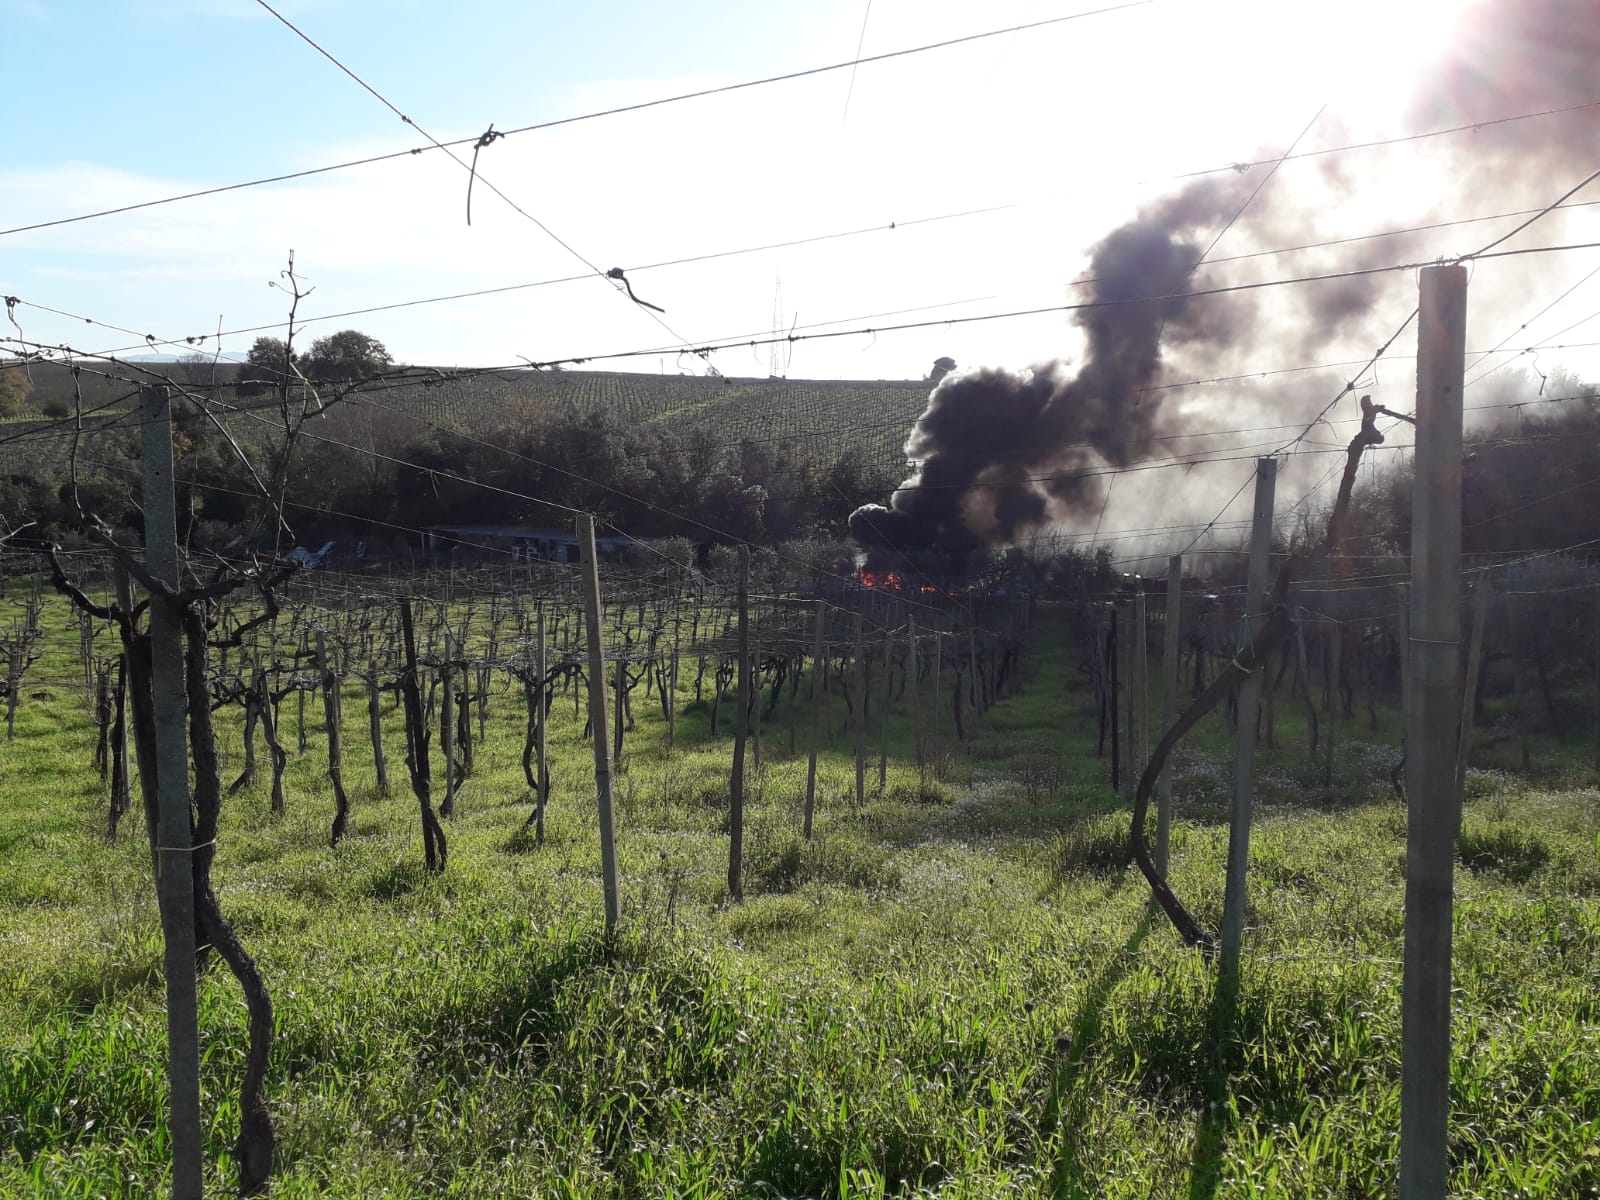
[5,339,1596,575]
[0,334,904,557]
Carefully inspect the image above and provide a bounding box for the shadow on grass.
[364,860,429,901]
[1040,908,1261,1199]
[1457,821,1551,883]
[1047,908,1154,1196]
[1186,963,1244,1200]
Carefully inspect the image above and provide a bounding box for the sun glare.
[1226,0,1475,131]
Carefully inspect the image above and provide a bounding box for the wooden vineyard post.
[399,600,446,872]
[1108,607,1120,793]
[909,616,923,784]
[614,653,626,767]
[1135,585,1149,787]
[951,625,964,744]
[564,614,582,723]
[1456,579,1489,793]
[535,609,549,842]
[92,661,112,779]
[804,600,825,839]
[142,385,204,1200]
[1504,591,1532,770]
[788,629,800,758]
[480,601,497,744]
[257,666,287,815]
[1218,456,1277,1008]
[458,657,475,780]
[729,547,750,902]
[1324,622,1341,787]
[1093,610,1105,757]
[1156,555,1182,876]
[1400,263,1466,1200]
[1263,635,1276,750]
[577,514,621,933]
[81,611,96,704]
[319,631,350,847]
[854,610,867,807]
[4,643,19,739]
[1295,619,1317,760]
[110,656,131,841]
[1123,602,1136,802]
[667,610,680,751]
[367,656,389,796]
[113,566,153,835]
[295,631,308,755]
[752,633,763,772]
[441,631,456,819]
[968,629,980,723]
[878,627,892,793]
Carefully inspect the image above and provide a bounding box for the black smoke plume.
[851,181,1245,570]
[851,0,1600,574]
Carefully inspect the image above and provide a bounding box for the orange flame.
[859,570,904,589]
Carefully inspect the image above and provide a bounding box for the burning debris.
[857,570,904,589]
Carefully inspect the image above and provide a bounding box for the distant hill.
[352,369,934,466]
[2,364,937,484]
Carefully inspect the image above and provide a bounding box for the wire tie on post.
[154,838,217,878]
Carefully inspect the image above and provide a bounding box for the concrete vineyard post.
[1400,263,1466,1200]
[878,628,891,793]
[1108,607,1120,793]
[576,515,621,933]
[804,600,824,839]
[1218,456,1277,1001]
[1135,586,1149,787]
[1157,555,1182,876]
[854,611,866,807]
[141,385,204,1200]
[728,547,750,902]
[909,616,922,785]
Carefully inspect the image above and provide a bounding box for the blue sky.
[6,1,855,182]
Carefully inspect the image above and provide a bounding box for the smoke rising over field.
[851,0,1600,571]
[850,181,1243,565]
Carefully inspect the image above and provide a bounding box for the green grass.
[1,594,1598,1197]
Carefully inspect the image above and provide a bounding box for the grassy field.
[1,594,1598,1197]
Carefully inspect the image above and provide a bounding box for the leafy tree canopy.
[240,337,294,392]
[300,330,393,382]
[0,365,33,418]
